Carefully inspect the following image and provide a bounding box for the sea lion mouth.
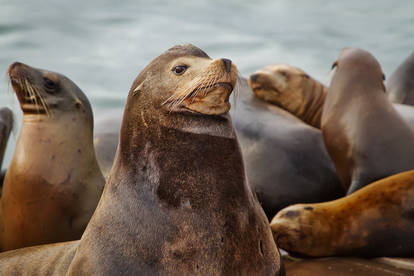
[182,82,233,115]
[187,82,233,100]
[164,81,234,115]
[9,77,48,115]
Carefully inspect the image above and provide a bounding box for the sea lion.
[248,63,414,131]
[249,64,326,128]
[387,51,414,105]
[270,169,414,258]
[0,62,105,251]
[231,79,344,216]
[0,45,283,275]
[0,108,13,188]
[322,48,414,193]
[93,79,344,219]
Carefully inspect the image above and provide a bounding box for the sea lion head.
[331,48,386,92]
[248,64,309,112]
[270,203,333,257]
[128,44,238,117]
[8,62,93,122]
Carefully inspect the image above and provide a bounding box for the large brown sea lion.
[387,51,414,105]
[270,169,414,258]
[93,78,344,218]
[248,63,414,131]
[0,45,283,275]
[0,108,13,189]
[323,48,414,193]
[0,62,105,252]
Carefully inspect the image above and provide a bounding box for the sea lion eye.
[43,77,56,91]
[172,65,188,75]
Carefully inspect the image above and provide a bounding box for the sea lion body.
[0,45,283,275]
[387,51,414,105]
[0,63,104,251]
[322,48,414,193]
[270,169,414,257]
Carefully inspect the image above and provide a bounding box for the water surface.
[1,0,413,166]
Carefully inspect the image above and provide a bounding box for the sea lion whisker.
[25,80,41,114]
[34,87,50,116]
[163,73,207,109]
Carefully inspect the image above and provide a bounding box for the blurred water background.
[0,0,413,167]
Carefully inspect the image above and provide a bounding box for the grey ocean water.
[0,0,413,167]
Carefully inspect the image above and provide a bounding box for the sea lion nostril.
[221,58,232,73]
[8,62,24,75]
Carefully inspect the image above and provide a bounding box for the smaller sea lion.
[270,169,414,258]
[249,64,326,128]
[248,63,414,131]
[387,51,414,105]
[322,48,414,193]
[0,62,104,251]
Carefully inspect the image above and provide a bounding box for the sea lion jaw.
[8,62,88,117]
[248,64,306,113]
[163,57,238,116]
[270,204,334,257]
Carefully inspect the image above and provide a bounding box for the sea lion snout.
[8,61,25,76]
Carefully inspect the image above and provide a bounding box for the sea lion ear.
[303,73,310,79]
[331,61,338,70]
[132,81,146,96]
[382,73,386,81]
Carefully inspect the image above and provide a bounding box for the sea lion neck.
[114,106,238,191]
[300,78,327,128]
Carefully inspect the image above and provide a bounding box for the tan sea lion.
[322,48,414,193]
[248,63,414,131]
[0,108,13,189]
[387,51,414,105]
[270,169,414,258]
[0,45,283,275]
[0,62,104,251]
[249,64,326,128]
